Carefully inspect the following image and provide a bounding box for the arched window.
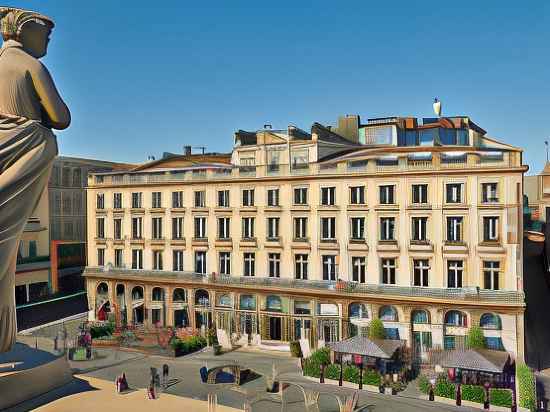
[97,282,108,295]
[152,287,164,301]
[266,295,282,311]
[173,288,186,302]
[444,310,467,327]
[131,286,144,301]
[217,294,232,307]
[480,313,501,330]
[239,295,256,310]
[195,289,210,306]
[379,306,398,321]
[349,303,369,319]
[412,310,429,324]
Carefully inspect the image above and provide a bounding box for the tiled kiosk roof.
[440,349,510,373]
[327,336,404,359]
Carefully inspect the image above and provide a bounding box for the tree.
[466,326,485,349]
[368,318,386,340]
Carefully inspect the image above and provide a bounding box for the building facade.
[84,115,527,361]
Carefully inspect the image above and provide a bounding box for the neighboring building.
[49,156,134,242]
[15,187,51,305]
[524,164,550,223]
[84,115,527,362]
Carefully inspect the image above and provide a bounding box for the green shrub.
[461,385,485,404]
[289,341,303,358]
[90,323,114,339]
[171,335,207,355]
[517,363,536,412]
[434,375,455,399]
[310,347,331,365]
[363,369,381,386]
[343,365,361,384]
[368,319,385,340]
[303,347,331,378]
[302,359,321,378]
[466,326,486,349]
[325,364,340,380]
[418,375,430,394]
[490,388,513,408]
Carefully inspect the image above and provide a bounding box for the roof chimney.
[184,145,192,156]
[263,124,272,130]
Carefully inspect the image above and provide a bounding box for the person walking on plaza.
[162,364,169,388]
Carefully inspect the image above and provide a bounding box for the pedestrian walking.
[162,364,169,387]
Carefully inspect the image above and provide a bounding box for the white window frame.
[217,217,231,240]
[295,254,308,280]
[131,192,142,209]
[379,185,395,204]
[268,253,281,278]
[219,252,231,275]
[194,216,207,239]
[267,217,279,240]
[152,217,163,239]
[482,183,499,203]
[381,258,396,284]
[380,217,395,241]
[131,249,143,270]
[294,187,308,205]
[153,250,163,270]
[96,193,105,209]
[320,217,336,240]
[446,216,463,242]
[447,260,463,288]
[115,249,123,268]
[350,217,365,240]
[413,259,429,287]
[173,250,184,271]
[351,256,366,283]
[321,186,336,206]
[446,183,463,204]
[267,188,279,207]
[195,251,207,274]
[172,191,184,208]
[483,216,499,242]
[96,217,105,238]
[322,255,337,281]
[411,216,428,241]
[483,260,500,290]
[152,191,162,208]
[97,248,105,266]
[244,252,255,277]
[131,217,142,239]
[294,217,307,240]
[242,217,255,239]
[350,186,365,205]
[412,184,428,204]
[113,192,123,209]
[242,189,255,207]
[194,191,206,208]
[172,217,184,239]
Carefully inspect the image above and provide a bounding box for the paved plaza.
[5,340,481,412]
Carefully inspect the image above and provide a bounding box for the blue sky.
[4,1,549,173]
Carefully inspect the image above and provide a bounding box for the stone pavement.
[33,375,241,412]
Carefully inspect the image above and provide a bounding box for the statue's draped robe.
[0,40,60,352]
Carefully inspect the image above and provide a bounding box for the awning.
[327,336,404,359]
[440,349,510,373]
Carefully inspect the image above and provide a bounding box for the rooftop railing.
[84,267,525,305]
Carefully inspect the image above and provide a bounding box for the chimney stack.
[184,145,192,156]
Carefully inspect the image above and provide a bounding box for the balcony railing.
[84,267,525,305]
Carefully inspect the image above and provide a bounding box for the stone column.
[165,286,174,327]
[125,284,133,325]
[188,288,196,329]
[86,279,96,322]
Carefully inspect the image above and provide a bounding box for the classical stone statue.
[0,7,70,353]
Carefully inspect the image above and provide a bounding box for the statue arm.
[31,62,71,130]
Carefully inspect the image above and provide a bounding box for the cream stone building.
[84,115,527,362]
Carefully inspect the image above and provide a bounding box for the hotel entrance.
[269,316,282,340]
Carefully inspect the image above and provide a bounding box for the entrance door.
[269,317,282,340]
[413,331,432,363]
[174,309,188,328]
[133,305,144,324]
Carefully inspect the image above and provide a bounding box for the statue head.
[0,7,54,58]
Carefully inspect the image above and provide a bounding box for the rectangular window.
[115,249,123,268]
[411,217,428,241]
[113,218,122,240]
[97,248,105,266]
[380,217,395,241]
[217,217,230,239]
[446,216,463,242]
[242,189,255,207]
[195,251,207,274]
[294,217,307,240]
[294,187,308,205]
[131,249,143,270]
[244,252,255,276]
[483,216,499,242]
[267,189,279,207]
[152,191,162,208]
[482,183,498,203]
[483,261,500,290]
[96,217,105,238]
[267,217,279,240]
[291,148,309,170]
[172,217,184,239]
[173,250,184,271]
[131,217,142,239]
[113,192,123,209]
[153,250,163,270]
[268,253,281,278]
[446,183,463,203]
[242,217,255,239]
[194,191,205,208]
[194,217,207,239]
[152,217,163,239]
[413,259,429,287]
[352,256,366,283]
[295,254,308,280]
[381,258,396,284]
[172,191,183,208]
[350,217,365,240]
[322,255,337,281]
[219,252,231,275]
[131,192,142,209]
[218,190,229,207]
[321,217,336,240]
[96,193,105,209]
[321,187,336,206]
[447,260,463,288]
[350,186,365,205]
[380,185,395,204]
[412,184,428,204]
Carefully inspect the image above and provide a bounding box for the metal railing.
[84,267,525,305]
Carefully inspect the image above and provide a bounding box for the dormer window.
[291,148,309,170]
